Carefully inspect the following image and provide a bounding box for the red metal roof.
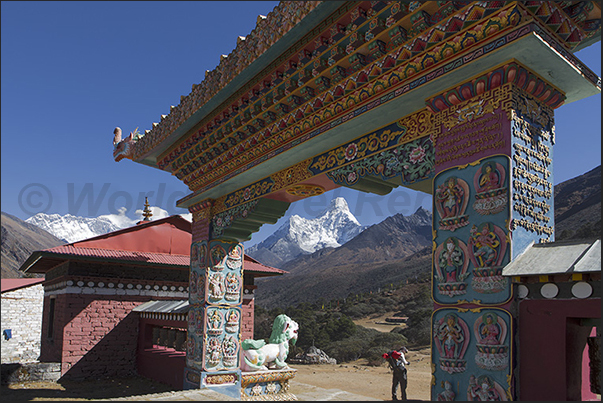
[43,245,190,266]
[25,245,285,276]
[20,216,287,277]
[243,254,288,276]
[70,215,192,255]
[1,278,44,293]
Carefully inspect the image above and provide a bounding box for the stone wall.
[1,284,44,364]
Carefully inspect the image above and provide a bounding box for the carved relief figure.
[207,309,223,335]
[470,223,500,267]
[222,335,239,367]
[191,243,199,267]
[210,244,227,269]
[187,336,196,367]
[439,176,464,217]
[438,314,465,359]
[467,375,507,401]
[198,242,207,267]
[441,238,463,282]
[437,380,456,401]
[195,310,204,335]
[206,337,222,367]
[196,271,205,300]
[225,309,240,333]
[473,312,509,371]
[226,244,243,269]
[435,237,470,297]
[435,176,470,231]
[468,222,508,294]
[478,163,500,191]
[190,270,198,295]
[225,272,241,301]
[473,160,508,215]
[479,313,500,345]
[208,272,226,300]
[434,313,469,374]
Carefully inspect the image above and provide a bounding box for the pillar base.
[184,367,243,399]
[241,369,298,401]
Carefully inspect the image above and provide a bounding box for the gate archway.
[114,1,601,399]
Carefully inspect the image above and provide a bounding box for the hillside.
[247,197,366,268]
[1,212,65,278]
[256,246,432,309]
[255,207,432,309]
[255,166,601,309]
[282,207,432,275]
[554,165,601,240]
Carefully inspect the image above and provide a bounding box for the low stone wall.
[1,362,61,384]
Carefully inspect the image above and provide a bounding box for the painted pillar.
[183,199,244,399]
[428,63,563,400]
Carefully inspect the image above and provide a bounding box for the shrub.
[401,316,431,347]
[365,346,389,366]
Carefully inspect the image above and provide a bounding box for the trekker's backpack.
[383,350,406,373]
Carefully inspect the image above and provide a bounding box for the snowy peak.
[24,206,189,244]
[25,213,125,243]
[247,197,367,267]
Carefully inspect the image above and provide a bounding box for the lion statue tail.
[241,338,266,350]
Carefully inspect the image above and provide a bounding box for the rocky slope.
[554,165,601,240]
[1,212,65,278]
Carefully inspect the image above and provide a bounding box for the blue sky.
[2,2,601,247]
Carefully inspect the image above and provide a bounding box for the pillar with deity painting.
[428,63,562,400]
[183,200,245,398]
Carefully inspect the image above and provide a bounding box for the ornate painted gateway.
[114,1,601,400]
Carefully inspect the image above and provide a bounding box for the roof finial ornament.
[142,197,153,221]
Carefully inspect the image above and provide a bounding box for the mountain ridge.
[256,207,433,308]
[246,197,367,267]
[1,212,65,278]
[25,212,127,243]
[254,166,601,308]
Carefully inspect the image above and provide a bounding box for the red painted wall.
[48,294,149,378]
[518,298,600,401]
[40,283,186,379]
[136,317,186,389]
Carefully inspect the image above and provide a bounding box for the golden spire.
[142,197,153,221]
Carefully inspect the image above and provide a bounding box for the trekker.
[383,346,410,400]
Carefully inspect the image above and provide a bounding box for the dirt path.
[292,346,431,401]
[352,312,407,333]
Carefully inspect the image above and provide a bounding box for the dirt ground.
[1,376,176,401]
[292,346,432,401]
[2,314,430,401]
[1,346,431,401]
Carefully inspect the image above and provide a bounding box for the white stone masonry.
[1,284,44,364]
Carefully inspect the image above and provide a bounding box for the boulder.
[290,345,337,365]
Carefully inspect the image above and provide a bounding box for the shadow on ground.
[1,376,176,401]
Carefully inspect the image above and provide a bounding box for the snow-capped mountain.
[25,213,127,243]
[25,207,191,244]
[246,197,367,268]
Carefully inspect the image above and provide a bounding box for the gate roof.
[114,1,601,212]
